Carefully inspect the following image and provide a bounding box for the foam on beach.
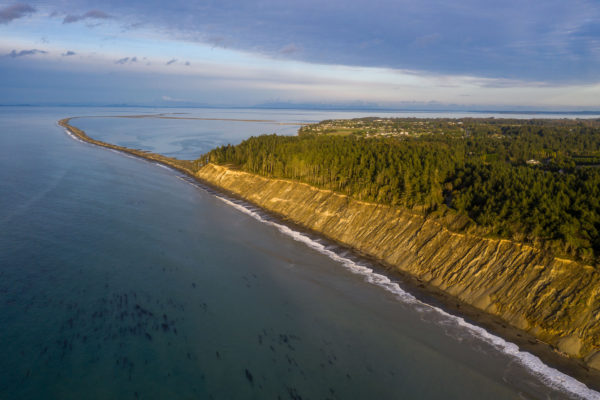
[155,162,174,171]
[63,125,159,163]
[213,193,600,400]
[65,126,600,400]
[62,127,86,144]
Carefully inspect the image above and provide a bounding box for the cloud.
[0,3,35,24]
[165,58,177,65]
[63,9,112,24]
[115,56,138,64]
[206,35,227,48]
[7,49,47,57]
[3,0,600,85]
[280,43,299,55]
[62,50,76,57]
[3,45,600,108]
[413,34,441,48]
[67,0,598,83]
[162,95,187,102]
[121,21,144,31]
[184,61,190,66]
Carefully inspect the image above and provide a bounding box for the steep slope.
[59,117,600,376]
[197,163,600,371]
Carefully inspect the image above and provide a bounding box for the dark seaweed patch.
[48,290,192,384]
[245,368,253,384]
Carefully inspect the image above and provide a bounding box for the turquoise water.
[1,107,599,399]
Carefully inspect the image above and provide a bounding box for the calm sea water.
[1,106,599,399]
[69,107,600,160]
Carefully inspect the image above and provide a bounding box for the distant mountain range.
[1,102,599,114]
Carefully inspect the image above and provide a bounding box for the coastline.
[58,117,600,395]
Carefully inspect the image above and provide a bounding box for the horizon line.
[2,103,600,115]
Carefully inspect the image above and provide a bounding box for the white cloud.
[1,34,599,108]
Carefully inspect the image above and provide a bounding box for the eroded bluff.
[197,163,600,370]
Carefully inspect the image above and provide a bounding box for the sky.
[1,0,599,109]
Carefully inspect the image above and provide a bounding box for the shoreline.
[63,114,305,125]
[58,117,600,395]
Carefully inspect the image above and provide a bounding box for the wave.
[155,162,175,171]
[212,194,600,400]
[62,126,148,163]
[62,127,86,144]
[64,126,600,400]
[107,148,140,161]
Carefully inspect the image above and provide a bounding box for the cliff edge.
[197,163,600,371]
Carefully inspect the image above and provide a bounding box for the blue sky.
[1,0,599,108]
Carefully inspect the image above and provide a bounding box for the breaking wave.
[212,193,600,400]
[65,128,600,399]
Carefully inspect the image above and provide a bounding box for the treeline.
[196,119,600,264]
[197,135,459,207]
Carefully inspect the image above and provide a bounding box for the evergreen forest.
[196,118,600,265]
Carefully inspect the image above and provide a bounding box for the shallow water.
[1,106,599,399]
[70,107,600,160]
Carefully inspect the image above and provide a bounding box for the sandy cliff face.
[197,163,600,370]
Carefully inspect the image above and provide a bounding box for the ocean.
[1,106,599,399]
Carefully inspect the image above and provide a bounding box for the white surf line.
[155,163,175,171]
[106,148,141,161]
[62,125,169,165]
[62,127,87,144]
[63,126,599,399]
[213,194,600,400]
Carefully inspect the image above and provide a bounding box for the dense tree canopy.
[196,118,600,265]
